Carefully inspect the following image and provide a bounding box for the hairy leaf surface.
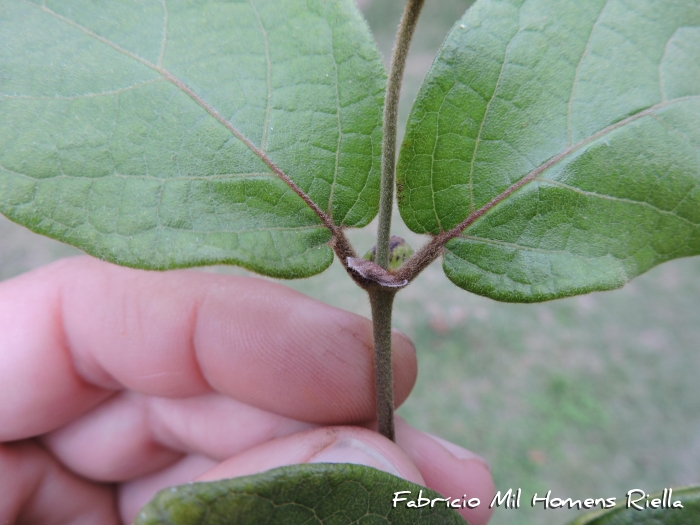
[134,463,468,525]
[397,0,700,301]
[0,0,385,276]
[567,487,700,525]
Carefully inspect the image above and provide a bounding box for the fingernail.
[391,328,416,354]
[428,433,491,471]
[309,436,402,477]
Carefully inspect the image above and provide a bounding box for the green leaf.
[0,0,385,277]
[134,463,468,525]
[567,487,700,525]
[397,0,700,301]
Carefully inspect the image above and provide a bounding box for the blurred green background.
[2,1,700,524]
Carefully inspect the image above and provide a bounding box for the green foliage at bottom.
[135,463,468,525]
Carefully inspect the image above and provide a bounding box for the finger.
[42,392,183,482]
[43,391,315,481]
[0,260,114,442]
[0,441,118,525]
[395,418,495,525]
[119,426,424,524]
[0,257,417,440]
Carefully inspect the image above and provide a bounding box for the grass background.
[2,1,700,524]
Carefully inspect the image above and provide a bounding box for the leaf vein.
[567,0,610,146]
[467,23,522,214]
[249,0,272,153]
[0,164,278,182]
[404,95,700,282]
[459,95,700,234]
[454,235,582,257]
[25,0,339,235]
[326,21,343,220]
[533,178,699,227]
[158,0,168,68]
[0,78,166,100]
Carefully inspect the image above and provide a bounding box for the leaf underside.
[567,487,700,525]
[398,0,700,302]
[0,0,385,277]
[134,463,468,525]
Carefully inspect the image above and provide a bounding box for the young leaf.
[0,0,385,277]
[397,0,700,301]
[134,463,468,525]
[566,487,700,525]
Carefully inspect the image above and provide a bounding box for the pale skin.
[0,257,494,525]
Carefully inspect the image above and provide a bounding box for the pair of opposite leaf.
[1,0,699,304]
[2,1,699,524]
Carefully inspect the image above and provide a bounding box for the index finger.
[0,257,417,441]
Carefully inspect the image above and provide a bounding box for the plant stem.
[369,0,425,443]
[368,288,397,441]
[376,0,426,269]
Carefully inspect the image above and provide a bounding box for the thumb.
[195,426,424,484]
[120,426,424,522]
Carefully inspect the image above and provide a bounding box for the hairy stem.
[368,288,397,441]
[376,0,426,269]
[369,0,425,443]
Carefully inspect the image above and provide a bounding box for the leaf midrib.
[450,95,699,240]
[25,0,340,236]
[450,172,699,256]
[398,93,700,283]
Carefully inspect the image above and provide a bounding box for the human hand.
[0,257,494,524]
